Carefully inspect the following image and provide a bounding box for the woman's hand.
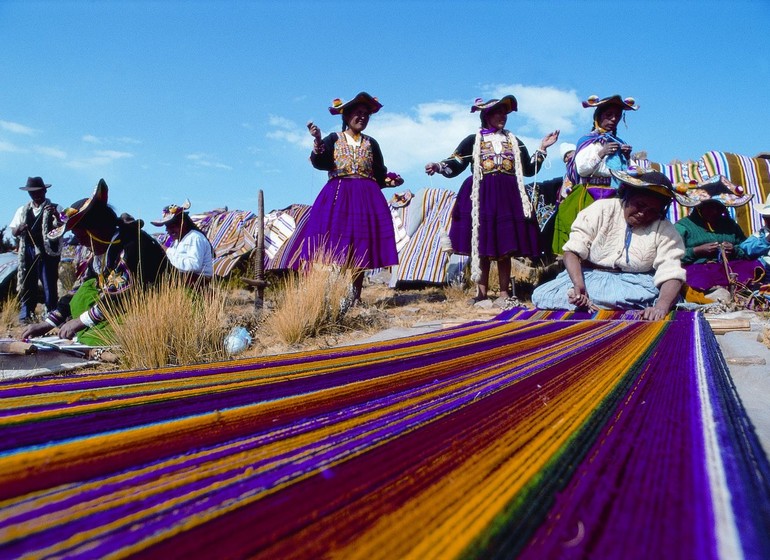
[22,321,53,340]
[694,242,720,258]
[641,304,668,321]
[384,172,404,187]
[58,318,86,341]
[567,283,592,308]
[721,241,735,257]
[599,142,621,158]
[425,163,439,176]
[306,121,321,141]
[620,144,633,156]
[539,130,560,151]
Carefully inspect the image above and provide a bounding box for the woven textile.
[1,312,768,558]
[393,188,459,285]
[639,152,770,234]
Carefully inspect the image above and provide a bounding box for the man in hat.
[8,177,63,323]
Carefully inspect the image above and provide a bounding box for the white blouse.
[562,198,686,287]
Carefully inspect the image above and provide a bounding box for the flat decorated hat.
[582,94,638,111]
[470,95,518,114]
[151,199,191,226]
[611,169,678,199]
[46,179,109,239]
[673,175,753,208]
[328,92,382,116]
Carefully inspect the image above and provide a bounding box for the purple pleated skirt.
[298,177,398,270]
[449,173,541,259]
[683,259,767,292]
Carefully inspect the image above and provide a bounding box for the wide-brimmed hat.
[46,178,109,239]
[20,176,51,191]
[64,179,109,230]
[672,175,753,208]
[610,169,679,199]
[151,199,191,226]
[328,92,382,116]
[470,95,518,114]
[582,94,638,112]
[753,194,770,217]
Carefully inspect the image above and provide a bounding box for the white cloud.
[33,145,67,159]
[83,134,142,145]
[186,153,232,170]
[0,120,37,135]
[267,87,585,176]
[66,150,134,169]
[266,114,311,148]
[0,139,25,153]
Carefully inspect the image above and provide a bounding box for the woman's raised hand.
[539,130,560,150]
[425,163,439,176]
[306,121,321,141]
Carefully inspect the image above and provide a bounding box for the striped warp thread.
[0,311,769,559]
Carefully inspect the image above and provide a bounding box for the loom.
[0,311,768,558]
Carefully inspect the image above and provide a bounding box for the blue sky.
[1,0,768,233]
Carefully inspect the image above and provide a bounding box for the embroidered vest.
[328,133,375,180]
[478,135,518,175]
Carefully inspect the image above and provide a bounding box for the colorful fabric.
[68,277,113,346]
[640,152,770,233]
[199,210,256,277]
[532,268,661,310]
[391,188,464,285]
[0,312,768,558]
[450,173,541,259]
[267,204,312,270]
[297,176,398,270]
[551,184,596,254]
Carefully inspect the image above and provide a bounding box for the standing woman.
[425,95,559,302]
[552,94,638,254]
[303,92,402,304]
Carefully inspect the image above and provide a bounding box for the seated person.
[532,170,686,320]
[738,194,770,269]
[152,200,214,286]
[673,175,765,294]
[22,179,167,345]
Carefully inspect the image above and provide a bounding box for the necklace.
[88,230,120,246]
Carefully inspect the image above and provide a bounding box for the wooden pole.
[242,189,268,309]
[254,189,267,310]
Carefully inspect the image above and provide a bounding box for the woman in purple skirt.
[303,92,402,303]
[425,96,559,302]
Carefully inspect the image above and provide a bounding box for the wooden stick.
[0,341,38,355]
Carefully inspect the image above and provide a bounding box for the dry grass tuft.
[265,258,353,345]
[0,295,20,335]
[95,273,230,369]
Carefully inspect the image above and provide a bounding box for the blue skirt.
[532,269,660,310]
[298,177,398,270]
[449,173,541,259]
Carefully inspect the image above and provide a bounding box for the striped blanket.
[1,311,768,558]
[640,151,770,235]
[389,188,468,286]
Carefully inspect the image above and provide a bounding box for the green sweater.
[674,212,747,264]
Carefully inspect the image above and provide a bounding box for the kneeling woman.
[532,170,686,320]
